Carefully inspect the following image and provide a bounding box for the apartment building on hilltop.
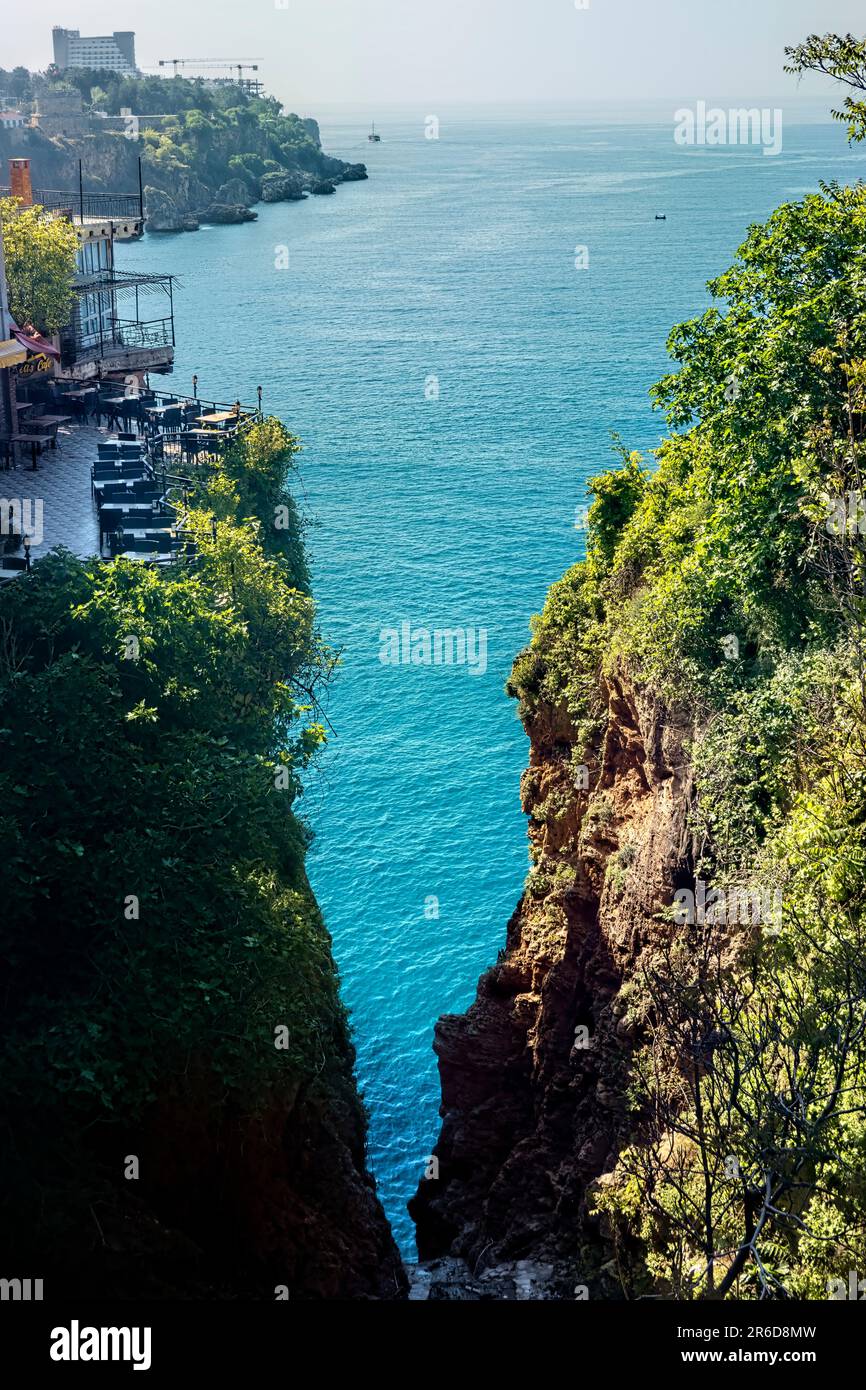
[52,28,137,75]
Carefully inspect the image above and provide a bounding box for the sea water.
[120,105,858,1251]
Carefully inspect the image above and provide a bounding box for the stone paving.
[1,423,106,565]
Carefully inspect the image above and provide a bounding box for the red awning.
[10,323,60,360]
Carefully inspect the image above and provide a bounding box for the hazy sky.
[5,0,865,109]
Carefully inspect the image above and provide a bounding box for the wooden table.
[3,433,45,468]
[195,411,239,428]
[29,414,72,446]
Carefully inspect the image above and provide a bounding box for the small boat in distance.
[368,122,381,142]
[655,213,667,220]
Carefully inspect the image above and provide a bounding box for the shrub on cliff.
[0,420,384,1294]
[510,181,866,1299]
[513,183,866,724]
[56,68,326,204]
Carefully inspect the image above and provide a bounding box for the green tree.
[785,32,866,142]
[0,197,78,333]
[511,166,866,1302]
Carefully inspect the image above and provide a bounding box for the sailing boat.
[368,121,381,142]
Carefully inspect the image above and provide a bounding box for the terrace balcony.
[58,269,176,380]
[0,382,261,582]
[0,185,144,240]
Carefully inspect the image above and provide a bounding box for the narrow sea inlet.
[119,106,856,1251]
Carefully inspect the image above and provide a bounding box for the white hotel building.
[51,28,137,75]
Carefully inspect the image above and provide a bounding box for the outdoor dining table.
[93,481,157,499]
[93,478,156,494]
[98,502,163,540]
[92,469,146,486]
[3,434,45,469]
[30,414,73,437]
[98,501,159,514]
[195,411,239,428]
[122,526,177,540]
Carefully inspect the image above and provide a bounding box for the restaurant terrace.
[0,376,263,580]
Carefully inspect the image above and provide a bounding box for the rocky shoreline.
[0,102,367,236]
[145,158,367,233]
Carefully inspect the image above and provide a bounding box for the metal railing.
[0,186,143,223]
[73,269,176,291]
[61,272,176,366]
[111,317,175,350]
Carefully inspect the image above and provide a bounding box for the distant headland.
[0,67,367,233]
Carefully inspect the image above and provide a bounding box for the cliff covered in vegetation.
[0,422,402,1299]
[0,70,366,230]
[411,182,866,1300]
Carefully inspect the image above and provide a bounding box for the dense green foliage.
[785,33,866,143]
[0,66,31,102]
[509,182,866,1298]
[58,69,324,195]
[0,194,78,332]
[0,421,354,1268]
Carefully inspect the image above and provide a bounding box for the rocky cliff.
[409,662,694,1298]
[0,102,366,234]
[411,180,866,1302]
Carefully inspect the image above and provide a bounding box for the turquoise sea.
[121,106,858,1252]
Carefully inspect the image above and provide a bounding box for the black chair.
[95,483,133,503]
[92,471,147,495]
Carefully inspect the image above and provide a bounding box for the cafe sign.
[15,352,54,378]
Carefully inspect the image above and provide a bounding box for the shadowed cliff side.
[410,667,694,1297]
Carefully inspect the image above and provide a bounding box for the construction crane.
[158,59,263,94]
